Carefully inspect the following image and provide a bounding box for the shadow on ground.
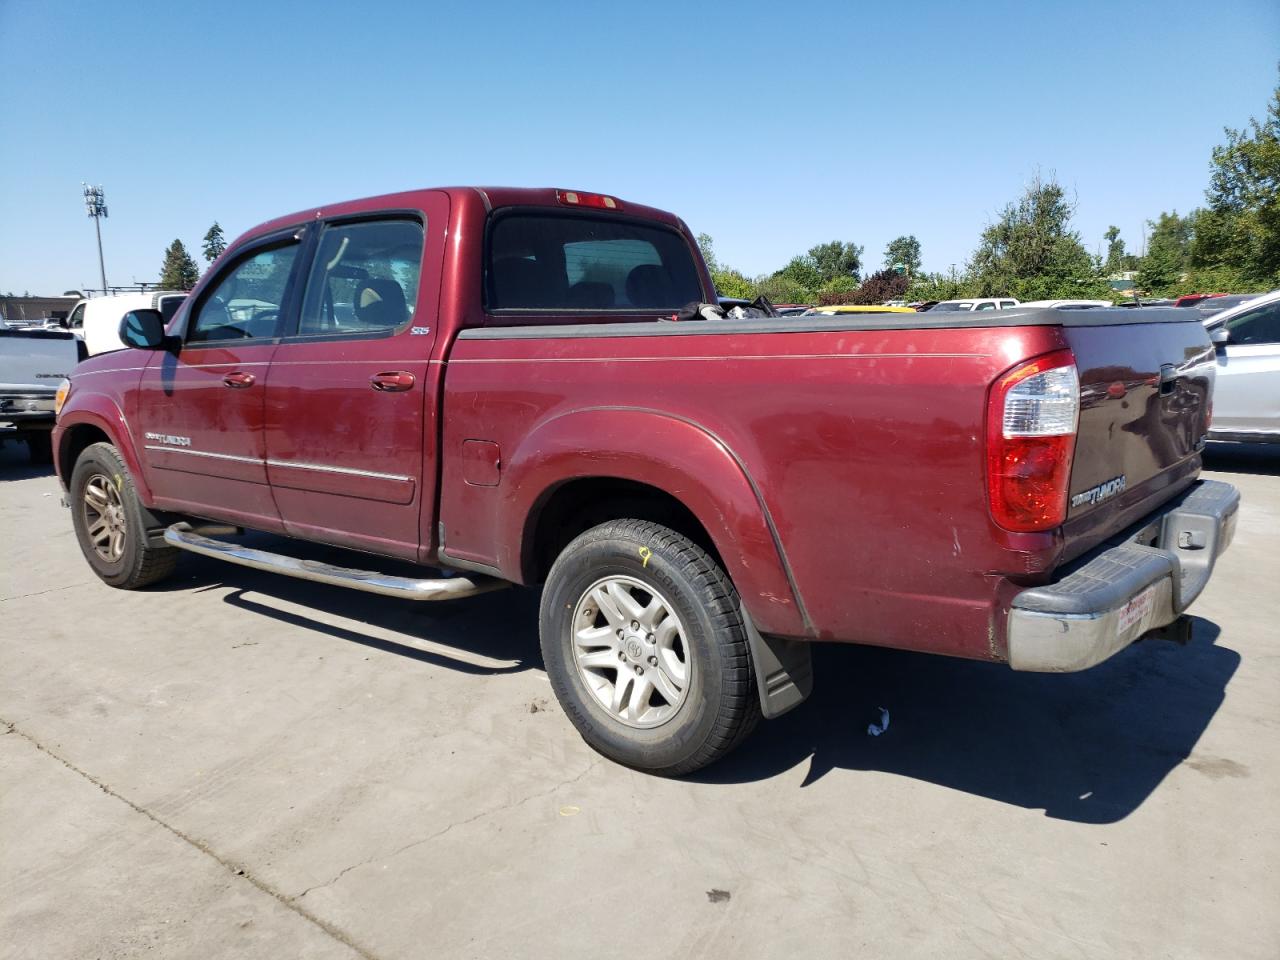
[1204,441,1280,476]
[155,531,542,676]
[0,439,55,481]
[147,531,1237,824]
[695,616,1237,824]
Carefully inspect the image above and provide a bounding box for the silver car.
[1206,289,1280,443]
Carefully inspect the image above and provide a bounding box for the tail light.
[986,349,1079,532]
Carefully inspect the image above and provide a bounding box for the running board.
[163,523,508,601]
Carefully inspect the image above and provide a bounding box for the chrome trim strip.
[451,353,984,364]
[144,445,261,464]
[266,459,412,482]
[164,523,507,601]
[142,446,412,482]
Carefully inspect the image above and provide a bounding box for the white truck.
[65,291,187,356]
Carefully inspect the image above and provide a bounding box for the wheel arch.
[500,406,810,638]
[54,399,152,503]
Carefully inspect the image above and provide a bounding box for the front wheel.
[539,519,760,776]
[69,442,178,589]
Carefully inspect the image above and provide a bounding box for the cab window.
[297,219,424,337]
[68,303,86,330]
[188,244,299,343]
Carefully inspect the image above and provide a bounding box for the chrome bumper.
[1008,479,1240,672]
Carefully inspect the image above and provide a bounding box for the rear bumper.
[1007,479,1239,672]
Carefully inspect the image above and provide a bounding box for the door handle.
[223,372,256,389]
[370,371,415,392]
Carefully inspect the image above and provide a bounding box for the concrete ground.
[2,441,1277,960]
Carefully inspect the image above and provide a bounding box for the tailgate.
[0,329,80,393]
[1059,311,1215,560]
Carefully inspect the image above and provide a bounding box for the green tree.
[1191,69,1280,284]
[807,240,863,283]
[202,222,227,264]
[159,239,200,290]
[1103,226,1127,274]
[712,268,757,300]
[1136,211,1192,293]
[884,235,922,276]
[969,175,1111,299]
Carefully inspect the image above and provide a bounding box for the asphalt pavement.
[2,440,1277,960]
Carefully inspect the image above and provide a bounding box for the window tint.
[298,220,424,337]
[68,303,85,329]
[1227,302,1280,345]
[999,300,1017,308]
[487,213,703,311]
[188,244,298,343]
[974,302,997,311]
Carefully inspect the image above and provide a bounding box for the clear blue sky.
[2,0,1277,295]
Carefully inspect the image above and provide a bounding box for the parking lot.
[1,442,1277,960]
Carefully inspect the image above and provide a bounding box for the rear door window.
[487,212,704,312]
[297,219,424,338]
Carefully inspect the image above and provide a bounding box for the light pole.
[82,184,108,293]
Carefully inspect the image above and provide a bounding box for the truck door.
[135,231,306,528]
[262,197,447,561]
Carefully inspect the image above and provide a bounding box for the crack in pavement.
[294,757,603,901]
[1,581,96,603]
[1,716,380,960]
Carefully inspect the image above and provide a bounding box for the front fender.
[53,394,151,503]
[498,406,811,638]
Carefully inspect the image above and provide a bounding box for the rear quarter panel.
[440,323,1067,658]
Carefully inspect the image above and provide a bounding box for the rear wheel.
[69,442,178,589]
[539,519,760,776]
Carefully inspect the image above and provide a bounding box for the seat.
[565,281,615,309]
[625,264,675,308]
[352,278,408,329]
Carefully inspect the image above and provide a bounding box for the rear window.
[486,212,704,312]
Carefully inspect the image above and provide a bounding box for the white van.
[66,291,187,356]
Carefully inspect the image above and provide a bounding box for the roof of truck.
[240,186,686,250]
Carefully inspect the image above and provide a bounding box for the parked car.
[53,186,1238,775]
[65,291,187,357]
[1,327,82,462]
[1195,293,1258,321]
[1203,289,1280,443]
[801,305,917,315]
[921,297,1020,312]
[1018,299,1114,310]
[1175,293,1225,308]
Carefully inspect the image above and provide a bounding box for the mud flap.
[741,605,813,719]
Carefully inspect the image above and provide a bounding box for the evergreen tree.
[202,222,227,264]
[159,239,200,290]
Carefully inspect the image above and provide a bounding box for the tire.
[539,519,760,776]
[24,431,53,465]
[69,442,179,589]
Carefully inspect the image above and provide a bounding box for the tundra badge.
[1070,475,1127,508]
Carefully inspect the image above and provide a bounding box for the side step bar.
[163,523,508,601]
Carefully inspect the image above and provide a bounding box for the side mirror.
[1210,327,1230,347]
[119,309,168,349]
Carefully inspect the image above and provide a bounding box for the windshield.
[486,212,704,312]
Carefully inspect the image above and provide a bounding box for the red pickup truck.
[53,186,1239,775]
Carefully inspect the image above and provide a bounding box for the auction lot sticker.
[1118,585,1157,634]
